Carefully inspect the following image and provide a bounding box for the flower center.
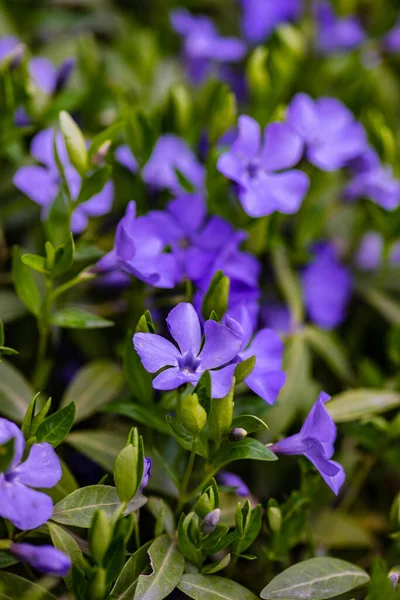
[177,351,202,374]
[178,236,190,249]
[246,160,260,179]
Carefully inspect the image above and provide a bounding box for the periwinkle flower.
[0,36,20,64]
[142,134,205,193]
[202,508,221,534]
[269,391,345,494]
[287,94,367,171]
[316,2,365,54]
[11,543,71,576]
[171,9,246,84]
[262,302,292,335]
[302,243,352,330]
[140,457,152,491]
[29,56,75,94]
[115,144,139,173]
[13,128,114,234]
[217,471,250,496]
[356,231,400,271]
[217,115,309,217]
[382,21,400,53]
[133,302,243,398]
[0,418,61,530]
[239,0,303,44]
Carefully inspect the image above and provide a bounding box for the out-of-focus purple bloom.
[0,418,61,530]
[345,149,400,211]
[103,201,177,288]
[13,128,114,234]
[171,9,246,84]
[133,302,242,398]
[29,56,75,94]
[382,21,400,53]
[217,471,250,496]
[262,302,292,334]
[115,144,139,173]
[355,231,400,271]
[218,116,309,217]
[302,243,352,329]
[0,36,21,64]
[270,391,345,494]
[142,135,204,193]
[11,543,71,576]
[140,458,152,492]
[287,94,367,171]
[316,2,365,54]
[239,0,302,44]
[226,304,286,405]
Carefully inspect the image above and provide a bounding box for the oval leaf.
[178,574,259,600]
[50,307,114,329]
[67,429,128,472]
[0,360,34,422]
[212,438,277,472]
[108,541,152,600]
[326,389,400,423]
[36,402,76,447]
[260,557,370,600]
[47,522,86,593]
[134,535,185,600]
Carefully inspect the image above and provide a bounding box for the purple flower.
[344,149,400,211]
[355,231,400,271]
[217,116,309,217]
[269,391,345,494]
[217,471,250,496]
[13,128,114,234]
[11,543,71,576]
[133,303,243,398]
[140,458,152,492]
[226,303,286,405]
[262,302,292,335]
[115,145,139,173]
[0,418,61,530]
[316,2,365,54]
[171,9,246,84]
[0,36,21,64]
[29,57,75,94]
[287,94,367,171]
[382,21,400,53]
[239,0,303,44]
[106,201,177,288]
[142,135,205,193]
[301,244,352,330]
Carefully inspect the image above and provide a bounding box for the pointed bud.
[89,510,112,565]
[8,44,25,70]
[92,140,111,166]
[202,508,221,535]
[54,57,75,93]
[228,427,247,442]
[89,567,107,600]
[180,393,207,436]
[267,506,282,534]
[194,489,216,518]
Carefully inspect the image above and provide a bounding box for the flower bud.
[208,378,235,445]
[89,567,107,600]
[89,509,112,565]
[228,427,247,442]
[267,506,282,534]
[59,110,89,175]
[180,393,207,436]
[54,57,75,93]
[92,140,111,166]
[202,508,221,535]
[139,457,152,492]
[7,44,25,70]
[194,488,216,518]
[114,443,139,503]
[11,543,71,576]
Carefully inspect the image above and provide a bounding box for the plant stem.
[177,438,198,514]
[33,277,53,387]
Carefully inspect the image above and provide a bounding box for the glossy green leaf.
[178,574,259,600]
[166,415,208,458]
[35,402,76,447]
[52,485,147,527]
[134,535,185,600]
[0,572,57,599]
[231,414,268,434]
[235,355,256,384]
[51,233,75,277]
[212,438,277,472]
[12,246,41,317]
[260,557,370,599]
[77,165,112,205]
[147,497,175,536]
[50,307,114,329]
[202,554,231,574]
[326,389,400,422]
[48,521,86,593]
[104,402,169,435]
[202,270,230,321]
[107,541,152,600]
[61,360,124,422]
[0,360,34,422]
[0,438,14,473]
[21,253,49,274]
[67,429,128,472]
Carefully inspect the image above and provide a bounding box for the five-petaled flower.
[239,0,302,44]
[316,2,365,55]
[11,543,72,576]
[0,418,62,530]
[217,115,310,217]
[269,391,345,494]
[133,302,243,398]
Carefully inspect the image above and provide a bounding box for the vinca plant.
[1,0,400,599]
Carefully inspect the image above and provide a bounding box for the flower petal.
[13,166,58,207]
[304,440,345,494]
[287,93,319,143]
[13,443,62,489]
[217,152,245,184]
[261,122,304,171]
[231,115,261,160]
[29,57,57,94]
[210,363,236,398]
[166,303,202,356]
[115,145,138,173]
[199,320,242,369]
[152,367,197,390]
[0,480,54,530]
[300,392,336,458]
[133,333,180,373]
[168,193,206,234]
[80,180,114,217]
[11,543,72,576]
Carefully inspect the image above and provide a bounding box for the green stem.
[339,455,375,513]
[33,277,53,387]
[177,439,198,513]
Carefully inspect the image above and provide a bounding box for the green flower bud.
[89,509,112,565]
[209,85,237,145]
[92,140,111,166]
[201,270,230,321]
[267,506,282,534]
[59,110,89,175]
[208,378,235,445]
[194,488,216,518]
[165,84,192,134]
[246,47,270,102]
[88,567,107,600]
[228,427,247,442]
[180,393,207,436]
[202,508,220,534]
[114,431,145,504]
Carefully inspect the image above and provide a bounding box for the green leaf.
[359,286,400,324]
[201,270,230,321]
[59,110,89,175]
[123,331,153,404]
[125,109,159,167]
[52,485,147,527]
[311,511,374,549]
[67,429,128,472]
[233,504,262,555]
[0,291,26,323]
[178,574,259,600]
[231,414,268,434]
[35,402,76,447]
[202,554,231,575]
[272,245,303,325]
[88,121,124,161]
[235,356,256,384]
[61,360,124,422]
[166,415,208,458]
[21,253,49,274]
[12,246,41,317]
[48,522,86,594]
[46,190,71,247]
[77,165,112,205]
[134,535,185,600]
[303,326,355,385]
[51,233,75,277]
[0,360,34,422]
[260,557,370,599]
[0,438,14,473]
[208,84,237,145]
[104,402,169,435]
[0,572,57,599]
[50,307,114,329]
[212,438,277,472]
[326,389,400,423]
[107,541,152,600]
[147,497,175,536]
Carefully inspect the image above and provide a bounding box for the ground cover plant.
[1,0,400,598]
